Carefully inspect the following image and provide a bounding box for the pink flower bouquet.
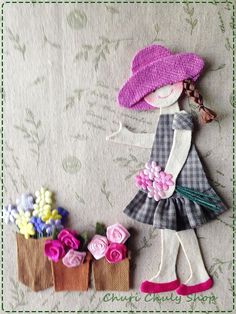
[88,223,130,264]
[44,228,87,268]
[44,228,91,291]
[89,222,131,291]
[135,161,174,201]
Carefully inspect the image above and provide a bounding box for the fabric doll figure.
[107,45,227,296]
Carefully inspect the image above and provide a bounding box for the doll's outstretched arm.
[162,129,192,199]
[106,122,155,149]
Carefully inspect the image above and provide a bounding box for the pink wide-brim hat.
[118,45,204,110]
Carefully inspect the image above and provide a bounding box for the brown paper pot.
[51,253,91,291]
[92,257,130,291]
[16,233,53,291]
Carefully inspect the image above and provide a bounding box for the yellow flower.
[41,209,61,223]
[19,220,35,239]
[33,187,53,218]
[15,209,31,228]
[33,204,51,218]
[14,209,35,239]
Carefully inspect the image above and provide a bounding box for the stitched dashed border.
[0,0,235,313]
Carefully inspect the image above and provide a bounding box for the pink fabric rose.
[62,249,86,268]
[105,243,127,264]
[87,235,108,260]
[57,229,80,249]
[106,223,130,244]
[44,239,65,262]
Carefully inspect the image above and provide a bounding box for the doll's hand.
[106,122,155,148]
[106,121,124,142]
[161,183,176,199]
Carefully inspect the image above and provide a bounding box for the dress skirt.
[123,112,227,231]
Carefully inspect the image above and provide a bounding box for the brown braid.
[183,79,217,123]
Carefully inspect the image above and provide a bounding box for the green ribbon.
[176,185,221,212]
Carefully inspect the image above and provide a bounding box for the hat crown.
[131,45,172,74]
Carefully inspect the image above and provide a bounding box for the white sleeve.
[106,122,155,149]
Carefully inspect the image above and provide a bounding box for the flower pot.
[16,233,53,291]
[51,253,91,291]
[92,256,130,291]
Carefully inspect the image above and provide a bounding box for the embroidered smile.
[157,88,173,99]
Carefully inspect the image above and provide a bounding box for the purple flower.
[30,217,45,235]
[57,207,69,224]
[45,219,63,236]
[16,193,34,212]
[3,204,18,224]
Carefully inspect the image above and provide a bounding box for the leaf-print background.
[3,2,234,312]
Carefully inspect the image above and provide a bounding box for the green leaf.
[52,228,58,240]
[114,41,120,50]
[189,7,194,16]
[95,222,106,236]
[183,6,188,14]
[193,19,198,27]
[80,231,88,243]
[75,51,84,61]
[106,6,119,14]
[80,231,89,251]
[26,108,34,120]
[228,261,232,270]
[130,154,138,162]
[185,18,192,25]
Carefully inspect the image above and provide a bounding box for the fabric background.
[3,2,234,312]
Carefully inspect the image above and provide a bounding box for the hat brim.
[118,52,204,110]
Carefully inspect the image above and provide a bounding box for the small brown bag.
[92,256,130,291]
[16,233,53,291]
[51,253,91,291]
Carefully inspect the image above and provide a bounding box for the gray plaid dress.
[123,111,227,231]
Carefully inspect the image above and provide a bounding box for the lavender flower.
[16,193,34,212]
[45,219,63,236]
[3,204,18,224]
[30,217,46,235]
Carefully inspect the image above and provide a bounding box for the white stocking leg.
[176,229,210,285]
[150,229,180,283]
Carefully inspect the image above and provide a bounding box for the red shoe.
[176,278,213,296]
[140,279,180,294]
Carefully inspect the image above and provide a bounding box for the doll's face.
[144,82,183,108]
